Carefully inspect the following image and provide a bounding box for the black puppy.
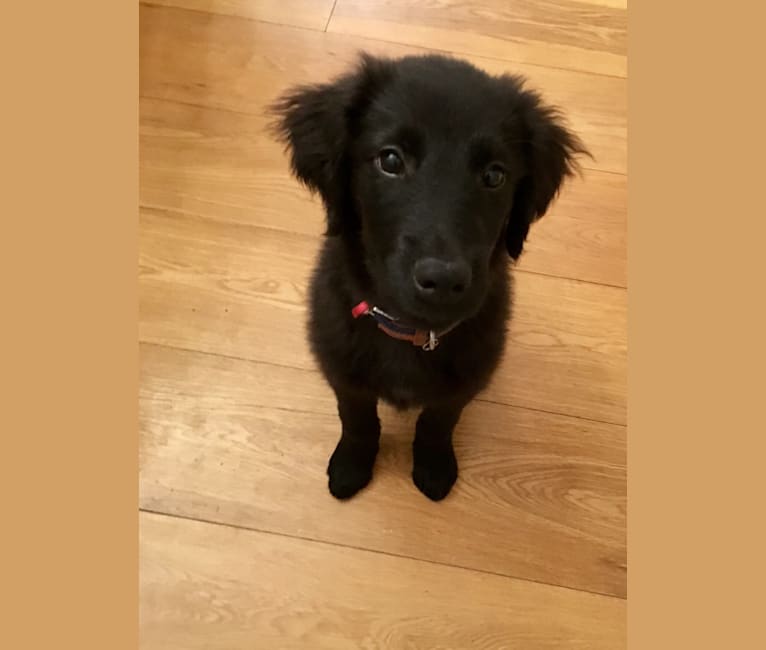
[272,53,586,501]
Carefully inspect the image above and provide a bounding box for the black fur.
[271,53,587,501]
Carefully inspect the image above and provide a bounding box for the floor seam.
[140,507,627,600]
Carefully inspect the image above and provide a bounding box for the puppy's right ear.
[499,76,589,260]
[270,55,393,235]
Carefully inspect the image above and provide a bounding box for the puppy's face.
[273,55,586,329]
[349,67,527,328]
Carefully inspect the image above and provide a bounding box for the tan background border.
[629,1,766,648]
[2,1,765,648]
[2,1,137,649]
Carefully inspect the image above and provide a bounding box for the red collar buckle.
[351,301,371,319]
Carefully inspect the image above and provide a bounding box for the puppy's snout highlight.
[413,257,472,301]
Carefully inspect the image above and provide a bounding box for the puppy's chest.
[365,340,460,407]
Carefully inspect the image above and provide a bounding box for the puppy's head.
[272,54,587,329]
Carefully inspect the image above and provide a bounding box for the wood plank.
[140,513,625,650]
[140,97,626,286]
[139,206,626,424]
[144,0,336,31]
[139,3,626,174]
[140,342,626,597]
[328,0,627,77]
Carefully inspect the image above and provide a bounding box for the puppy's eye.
[482,165,506,189]
[376,148,405,177]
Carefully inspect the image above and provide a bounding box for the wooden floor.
[139,1,627,647]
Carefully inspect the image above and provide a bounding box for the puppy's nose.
[413,257,472,300]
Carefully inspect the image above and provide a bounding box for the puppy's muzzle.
[412,257,472,304]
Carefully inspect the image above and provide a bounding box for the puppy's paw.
[412,445,458,501]
[327,438,378,500]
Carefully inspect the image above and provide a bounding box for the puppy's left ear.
[504,81,590,260]
[269,54,393,235]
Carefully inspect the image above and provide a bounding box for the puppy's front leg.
[327,389,380,500]
[412,403,465,501]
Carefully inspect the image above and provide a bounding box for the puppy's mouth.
[377,289,480,332]
[371,255,485,330]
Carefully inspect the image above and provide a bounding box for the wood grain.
[140,342,626,596]
[328,0,627,77]
[139,3,626,174]
[140,97,626,286]
[140,511,626,649]
[145,0,337,30]
[139,206,626,424]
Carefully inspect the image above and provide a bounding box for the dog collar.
[351,300,459,351]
